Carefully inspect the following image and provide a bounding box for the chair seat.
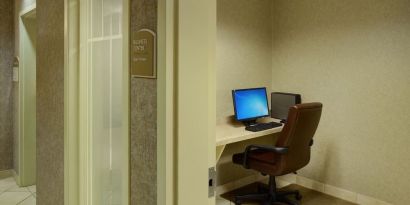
[232,150,281,175]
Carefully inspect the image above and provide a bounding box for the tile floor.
[0,176,36,205]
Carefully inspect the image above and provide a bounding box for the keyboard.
[245,122,283,132]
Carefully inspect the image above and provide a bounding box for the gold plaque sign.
[131,29,156,78]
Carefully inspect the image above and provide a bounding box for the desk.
[216,117,283,162]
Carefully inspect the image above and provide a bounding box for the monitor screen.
[232,87,269,121]
[271,92,301,120]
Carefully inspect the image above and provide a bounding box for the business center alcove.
[216,0,410,204]
[215,0,279,201]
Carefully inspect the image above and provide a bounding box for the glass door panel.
[84,0,127,204]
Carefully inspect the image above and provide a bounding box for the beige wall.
[216,0,274,186]
[271,0,410,204]
[216,0,273,124]
[0,0,14,171]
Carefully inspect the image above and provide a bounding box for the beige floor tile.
[0,176,37,204]
[0,177,15,184]
[6,184,30,192]
[0,192,32,205]
[0,177,17,193]
[18,195,36,205]
[27,186,36,194]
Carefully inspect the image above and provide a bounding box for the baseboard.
[0,170,12,179]
[277,174,392,205]
[11,170,21,185]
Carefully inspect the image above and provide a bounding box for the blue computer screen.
[232,88,269,121]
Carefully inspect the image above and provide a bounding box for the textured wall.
[130,0,158,204]
[216,0,274,185]
[271,0,410,204]
[217,0,273,124]
[0,0,14,171]
[36,0,65,204]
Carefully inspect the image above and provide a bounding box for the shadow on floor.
[220,183,357,205]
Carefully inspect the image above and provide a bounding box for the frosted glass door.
[83,0,127,204]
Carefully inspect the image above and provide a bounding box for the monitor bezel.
[232,87,270,122]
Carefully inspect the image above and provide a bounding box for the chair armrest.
[242,144,288,168]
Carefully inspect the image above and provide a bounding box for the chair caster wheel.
[295,193,302,201]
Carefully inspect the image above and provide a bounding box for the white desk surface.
[216,117,284,146]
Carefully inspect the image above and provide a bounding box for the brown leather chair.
[232,103,323,205]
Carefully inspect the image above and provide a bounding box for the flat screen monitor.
[232,87,269,122]
[271,92,301,121]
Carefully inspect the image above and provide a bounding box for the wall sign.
[131,29,157,78]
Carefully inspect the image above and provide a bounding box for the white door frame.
[157,1,217,204]
[16,4,37,187]
[175,0,217,204]
[64,0,80,204]
[157,0,176,204]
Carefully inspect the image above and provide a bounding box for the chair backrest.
[275,102,323,174]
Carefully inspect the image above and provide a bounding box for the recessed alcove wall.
[216,0,274,186]
[217,0,410,204]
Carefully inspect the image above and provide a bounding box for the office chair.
[232,103,323,205]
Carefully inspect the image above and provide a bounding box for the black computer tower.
[271,92,302,121]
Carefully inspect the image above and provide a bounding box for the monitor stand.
[243,120,258,127]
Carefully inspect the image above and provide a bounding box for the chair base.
[234,176,302,205]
